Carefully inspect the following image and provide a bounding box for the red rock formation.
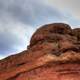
[0,23,80,80]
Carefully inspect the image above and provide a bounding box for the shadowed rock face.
[0,23,80,80]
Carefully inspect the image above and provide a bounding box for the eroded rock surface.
[0,23,80,80]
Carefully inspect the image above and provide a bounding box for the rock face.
[0,23,80,80]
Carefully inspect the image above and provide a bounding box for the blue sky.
[0,0,80,59]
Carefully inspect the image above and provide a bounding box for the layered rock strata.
[0,23,80,80]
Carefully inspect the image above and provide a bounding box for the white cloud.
[0,13,36,57]
[46,0,80,20]
[0,55,5,59]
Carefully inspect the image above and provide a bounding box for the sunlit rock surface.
[0,23,80,80]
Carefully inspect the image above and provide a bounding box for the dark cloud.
[0,33,18,54]
[0,0,64,25]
